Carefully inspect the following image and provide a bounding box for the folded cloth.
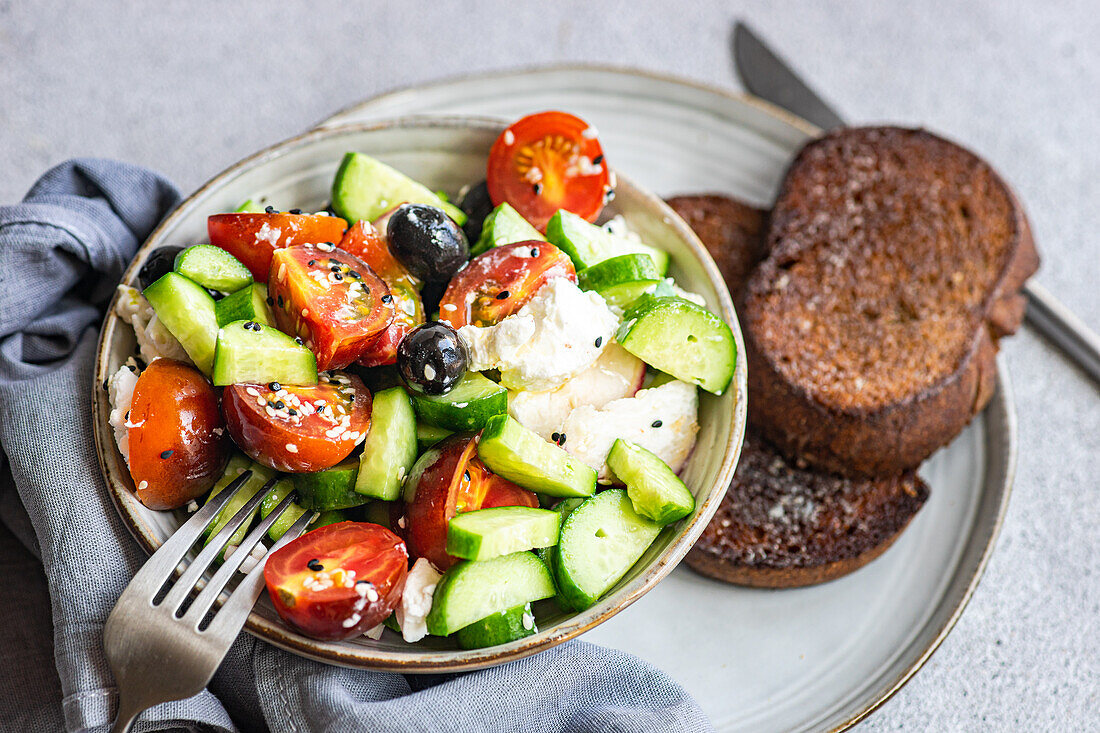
[0,160,713,733]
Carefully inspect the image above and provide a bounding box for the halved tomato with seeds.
[268,244,394,371]
[207,212,348,282]
[401,433,538,570]
[486,111,612,231]
[264,521,408,641]
[438,241,576,328]
[222,372,372,473]
[336,221,426,367]
[128,359,229,510]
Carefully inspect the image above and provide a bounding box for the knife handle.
[1023,281,1100,387]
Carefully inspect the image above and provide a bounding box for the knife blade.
[732,20,1100,387]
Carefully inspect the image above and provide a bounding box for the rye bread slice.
[743,127,1039,477]
[666,195,768,294]
[684,431,930,588]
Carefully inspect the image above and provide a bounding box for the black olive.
[458,180,493,243]
[387,204,469,282]
[137,246,184,289]
[396,321,468,396]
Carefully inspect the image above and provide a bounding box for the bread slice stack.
[670,126,1038,587]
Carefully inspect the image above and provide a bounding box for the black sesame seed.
[594,336,603,348]
[496,290,510,300]
[288,408,298,416]
[593,154,604,165]
[266,296,275,306]
[651,420,663,428]
[333,273,343,281]
[274,401,285,410]
[350,270,362,279]
[308,260,316,266]
[127,364,137,373]
[530,248,539,257]
[551,432,560,443]
[307,559,323,571]
[125,410,130,420]
[330,265,341,272]
[102,379,109,390]
[316,404,326,413]
[265,205,276,214]
[381,294,393,303]
[288,208,302,215]
[604,188,616,203]
[533,183,543,196]
[160,449,174,459]
[558,433,567,445]
[294,337,304,345]
[244,321,255,329]
[269,382,281,391]
[254,324,262,331]
[277,295,284,308]
[464,470,471,482]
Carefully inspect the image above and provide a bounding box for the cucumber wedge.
[235,199,266,213]
[607,439,695,525]
[425,552,556,636]
[174,244,253,293]
[455,602,537,649]
[576,253,662,307]
[555,489,662,611]
[143,272,220,374]
[291,457,367,511]
[416,422,453,452]
[617,295,736,395]
[215,283,275,328]
[477,415,597,498]
[212,320,317,387]
[446,506,560,561]
[259,478,308,541]
[409,371,507,431]
[332,152,467,226]
[471,202,545,256]
[545,209,669,275]
[204,457,277,553]
[355,387,417,500]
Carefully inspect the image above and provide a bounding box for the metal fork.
[104,472,314,732]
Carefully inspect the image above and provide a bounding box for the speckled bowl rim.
[92,116,747,672]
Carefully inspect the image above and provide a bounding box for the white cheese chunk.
[114,285,190,364]
[396,558,442,643]
[107,363,140,466]
[458,278,618,391]
[561,379,699,481]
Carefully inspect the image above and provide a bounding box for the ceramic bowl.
[92,117,747,671]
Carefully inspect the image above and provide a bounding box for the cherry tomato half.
[128,359,229,510]
[264,521,408,641]
[486,111,612,231]
[337,221,426,367]
[402,433,537,570]
[222,372,371,473]
[207,212,348,282]
[438,241,576,328]
[268,245,394,371]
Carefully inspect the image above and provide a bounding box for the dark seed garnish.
[269,382,281,391]
[160,449,174,459]
[287,408,297,416]
[102,379,109,390]
[651,420,663,428]
[530,248,539,257]
[592,154,604,165]
[381,294,393,303]
[277,295,284,308]
[533,183,543,196]
[125,410,130,420]
[127,364,138,373]
[294,337,304,345]
[244,321,255,329]
[288,208,302,215]
[604,188,616,203]
[557,433,567,445]
[551,432,560,443]
[333,273,343,281]
[274,401,285,410]
[594,336,603,347]
[266,296,275,306]
[330,265,341,272]
[308,260,316,266]
[349,271,362,279]
[265,205,276,214]
[464,470,471,482]
[307,559,323,571]
[496,290,510,300]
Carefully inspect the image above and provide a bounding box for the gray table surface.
[2,0,1098,730]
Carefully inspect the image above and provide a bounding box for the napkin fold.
[0,159,712,733]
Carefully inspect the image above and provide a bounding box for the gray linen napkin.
[0,159,713,733]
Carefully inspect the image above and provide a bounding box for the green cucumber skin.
[607,439,695,525]
[331,152,467,226]
[455,603,536,649]
[291,458,368,512]
[204,459,278,551]
[545,210,670,275]
[471,203,545,256]
[476,415,597,498]
[174,244,253,293]
[617,295,736,395]
[143,272,220,374]
[409,372,507,432]
[211,320,318,387]
[425,552,556,636]
[554,489,662,611]
[260,478,308,541]
[215,283,275,328]
[416,422,453,452]
[355,387,417,500]
[445,506,560,561]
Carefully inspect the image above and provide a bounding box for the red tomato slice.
[128,359,229,510]
[268,245,394,371]
[222,372,371,473]
[337,221,426,367]
[264,522,408,641]
[402,434,538,570]
[486,111,612,231]
[438,241,576,328]
[207,212,348,282]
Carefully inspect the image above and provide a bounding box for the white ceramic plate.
[319,66,1017,732]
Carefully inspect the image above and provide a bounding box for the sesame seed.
[532,183,543,196]
[307,559,323,571]
[308,260,316,266]
[266,296,274,306]
[496,290,510,300]
[160,449,173,459]
[289,208,302,215]
[464,470,471,482]
[269,382,281,391]
[551,432,560,442]
[651,420,663,428]
[277,295,284,308]
[592,154,604,165]
[530,247,539,257]
[381,294,393,303]
[333,273,343,281]
[594,336,603,347]
[274,401,285,409]
[294,337,304,345]
[102,378,109,390]
[557,433,567,446]
[265,205,276,213]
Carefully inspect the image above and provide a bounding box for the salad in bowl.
[97,113,743,662]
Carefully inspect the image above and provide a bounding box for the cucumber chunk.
[211,320,317,387]
[470,202,545,256]
[332,152,467,226]
[143,272,220,374]
[425,552,556,636]
[355,387,417,500]
[234,199,265,213]
[416,422,453,452]
[456,603,537,649]
[555,489,662,611]
[204,457,277,552]
[477,415,596,498]
[215,283,275,328]
[607,439,695,525]
[260,478,307,540]
[545,209,669,275]
[617,295,736,395]
[576,253,662,307]
[409,371,507,431]
[291,457,368,511]
[446,506,560,561]
[174,244,253,293]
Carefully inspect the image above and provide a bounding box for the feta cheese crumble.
[107,362,140,466]
[458,278,618,391]
[396,558,441,643]
[114,285,190,364]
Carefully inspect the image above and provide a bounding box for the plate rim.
[91,115,748,673]
[315,63,1019,732]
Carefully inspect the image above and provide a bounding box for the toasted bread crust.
[743,127,1039,477]
[666,195,768,295]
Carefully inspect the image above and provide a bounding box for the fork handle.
[109,692,143,733]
